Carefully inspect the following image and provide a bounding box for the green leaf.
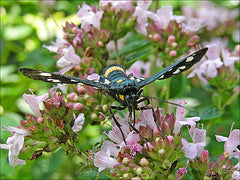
[4,25,33,40]
[110,40,150,59]
[124,49,151,68]
[0,65,20,83]
[189,107,223,120]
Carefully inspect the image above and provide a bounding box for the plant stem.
[221,89,240,110]
[165,78,171,114]
[149,48,158,107]
[114,39,121,65]
[155,0,159,12]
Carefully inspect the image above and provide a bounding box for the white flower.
[0,126,30,167]
[216,129,240,159]
[94,148,119,172]
[78,3,103,31]
[56,46,82,74]
[181,127,206,159]
[23,92,49,117]
[173,105,200,135]
[72,113,85,133]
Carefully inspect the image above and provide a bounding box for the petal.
[216,135,228,142]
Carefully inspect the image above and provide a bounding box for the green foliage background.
[0,1,239,179]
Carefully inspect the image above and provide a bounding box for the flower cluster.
[182,1,239,42]
[1,89,88,166]
[92,104,239,179]
[1,1,239,179]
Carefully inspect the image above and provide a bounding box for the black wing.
[139,47,208,88]
[19,68,110,90]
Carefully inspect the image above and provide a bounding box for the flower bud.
[73,103,84,111]
[169,50,177,57]
[153,33,161,42]
[97,41,104,47]
[44,99,54,110]
[37,117,44,124]
[77,86,86,95]
[172,42,178,48]
[135,167,143,175]
[168,35,175,45]
[67,92,77,101]
[140,157,149,166]
[200,150,209,163]
[102,104,108,112]
[158,148,165,155]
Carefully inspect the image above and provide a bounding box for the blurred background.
[0,0,239,179]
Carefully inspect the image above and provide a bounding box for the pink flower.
[78,3,103,32]
[181,127,206,159]
[222,48,240,69]
[72,113,85,133]
[100,140,119,157]
[173,103,200,135]
[125,131,142,156]
[57,46,82,74]
[137,108,157,130]
[176,167,187,180]
[184,18,205,32]
[94,147,119,172]
[100,1,132,13]
[43,38,67,53]
[188,43,224,84]
[132,0,153,35]
[87,73,100,81]
[126,60,150,78]
[48,89,65,108]
[216,128,240,159]
[108,113,130,145]
[0,126,30,167]
[153,6,173,28]
[23,92,48,117]
[232,170,240,180]
[152,6,184,28]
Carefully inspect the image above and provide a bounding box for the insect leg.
[110,105,127,144]
[136,98,164,138]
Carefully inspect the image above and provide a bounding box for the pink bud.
[168,35,175,45]
[67,92,77,101]
[169,50,177,57]
[200,150,209,163]
[77,86,86,95]
[153,33,161,42]
[73,103,84,111]
[66,102,74,108]
[72,27,78,34]
[37,117,44,124]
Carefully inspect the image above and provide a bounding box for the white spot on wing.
[173,69,181,74]
[186,56,194,62]
[168,68,173,72]
[39,72,51,76]
[104,79,110,84]
[47,79,61,83]
[160,75,164,79]
[130,77,135,81]
[178,66,186,70]
[136,78,141,82]
[71,79,79,82]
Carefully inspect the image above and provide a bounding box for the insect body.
[20,47,208,143]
